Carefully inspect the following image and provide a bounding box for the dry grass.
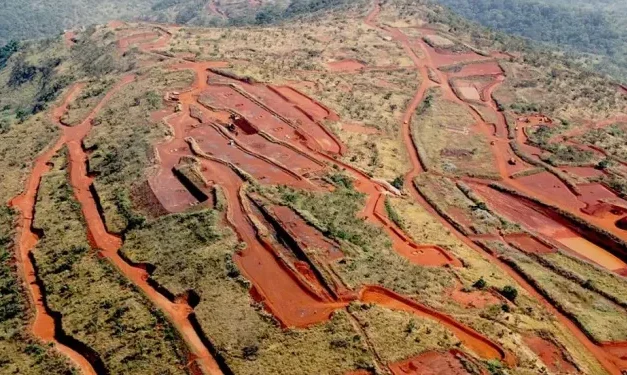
[349,303,459,363]
[32,147,189,374]
[578,122,627,162]
[494,243,627,343]
[411,88,498,178]
[0,206,74,374]
[61,78,115,126]
[543,251,627,307]
[494,61,627,122]
[0,114,58,204]
[121,209,376,375]
[84,67,194,233]
[412,173,503,235]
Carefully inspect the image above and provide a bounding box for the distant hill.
[0,0,353,45]
[433,0,627,82]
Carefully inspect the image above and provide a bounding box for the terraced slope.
[0,0,626,374]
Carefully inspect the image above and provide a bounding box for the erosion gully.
[365,1,627,373]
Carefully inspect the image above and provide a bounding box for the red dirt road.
[365,2,627,373]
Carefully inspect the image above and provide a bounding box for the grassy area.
[311,68,417,180]
[413,173,503,235]
[60,78,115,126]
[121,209,376,374]
[494,243,627,343]
[578,122,626,162]
[84,67,194,233]
[349,303,459,363]
[0,114,59,204]
[0,206,74,374]
[542,251,627,307]
[411,89,498,178]
[32,147,189,374]
[264,182,454,299]
[494,61,626,123]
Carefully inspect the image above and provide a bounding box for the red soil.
[578,183,627,209]
[360,286,513,365]
[107,20,126,29]
[523,335,578,374]
[270,85,332,121]
[450,285,501,309]
[204,73,342,154]
[504,234,556,254]
[389,350,477,375]
[117,31,160,52]
[419,42,491,69]
[561,166,605,179]
[472,183,627,271]
[516,172,584,210]
[447,61,503,78]
[362,4,627,371]
[326,59,366,72]
[63,30,76,48]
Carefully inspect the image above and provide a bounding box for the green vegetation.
[266,182,454,298]
[414,173,505,235]
[84,68,193,233]
[0,206,74,374]
[120,209,375,374]
[0,40,19,70]
[411,89,498,179]
[499,285,518,302]
[349,303,459,363]
[433,0,627,82]
[32,148,189,374]
[494,243,627,342]
[542,251,627,307]
[579,123,626,162]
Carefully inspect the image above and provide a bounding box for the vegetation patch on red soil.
[360,286,513,364]
[450,286,501,309]
[446,61,503,78]
[561,166,605,179]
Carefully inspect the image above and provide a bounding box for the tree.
[500,285,518,301]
